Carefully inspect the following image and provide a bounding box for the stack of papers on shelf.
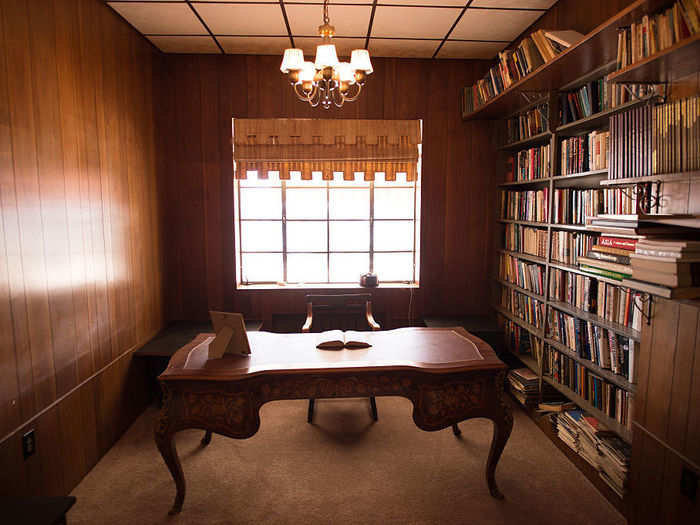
[553,409,631,497]
[507,367,539,406]
[598,436,631,498]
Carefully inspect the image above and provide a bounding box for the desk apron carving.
[155,369,512,515]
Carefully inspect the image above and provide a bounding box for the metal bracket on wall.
[616,181,663,214]
[620,83,668,105]
[629,292,653,326]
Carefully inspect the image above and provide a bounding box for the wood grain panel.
[667,304,698,451]
[157,55,496,322]
[644,299,680,438]
[0,0,164,497]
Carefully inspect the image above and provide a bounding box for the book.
[316,330,372,350]
[586,250,631,265]
[544,29,585,48]
[578,256,632,275]
[592,245,635,257]
[580,264,631,280]
[631,267,700,287]
[599,236,637,251]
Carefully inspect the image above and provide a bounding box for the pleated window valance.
[233,118,421,182]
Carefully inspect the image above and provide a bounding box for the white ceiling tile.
[293,37,367,60]
[286,4,372,37]
[470,1,556,9]
[193,4,287,35]
[437,40,506,58]
[107,2,206,35]
[377,1,467,6]
[219,36,291,55]
[147,35,219,53]
[450,8,542,41]
[371,6,461,39]
[368,38,440,58]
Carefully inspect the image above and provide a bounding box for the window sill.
[236,282,420,291]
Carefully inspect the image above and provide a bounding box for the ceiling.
[106,1,557,59]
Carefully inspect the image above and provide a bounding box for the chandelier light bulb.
[335,62,355,83]
[350,49,373,74]
[280,48,304,73]
[281,0,372,109]
[314,44,339,69]
[299,61,316,83]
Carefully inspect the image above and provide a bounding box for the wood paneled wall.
[156,55,497,325]
[631,298,700,523]
[0,0,163,496]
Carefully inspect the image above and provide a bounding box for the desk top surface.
[160,327,505,381]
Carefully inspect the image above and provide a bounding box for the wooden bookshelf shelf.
[495,306,544,338]
[500,131,552,151]
[548,261,651,293]
[496,278,545,302]
[497,219,549,228]
[499,177,552,188]
[553,169,609,188]
[549,223,590,231]
[554,98,653,136]
[548,300,641,341]
[542,376,633,443]
[500,249,547,266]
[607,32,700,84]
[462,0,652,120]
[545,337,636,393]
[600,170,700,186]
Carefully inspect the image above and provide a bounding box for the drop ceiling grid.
[105,1,555,58]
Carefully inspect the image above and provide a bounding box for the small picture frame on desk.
[208,311,251,359]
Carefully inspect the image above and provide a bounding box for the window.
[233,119,421,287]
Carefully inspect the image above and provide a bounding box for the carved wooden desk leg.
[155,388,186,515]
[485,381,513,500]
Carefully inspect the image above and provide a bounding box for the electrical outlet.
[22,429,36,460]
[680,467,698,502]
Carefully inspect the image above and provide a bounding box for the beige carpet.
[69,397,624,525]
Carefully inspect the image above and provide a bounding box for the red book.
[598,236,637,251]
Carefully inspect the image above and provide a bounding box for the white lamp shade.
[314,44,339,69]
[335,62,355,83]
[350,49,373,74]
[280,48,304,73]
[299,61,316,83]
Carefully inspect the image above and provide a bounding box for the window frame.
[234,173,421,289]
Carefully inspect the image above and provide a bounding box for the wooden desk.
[155,327,513,514]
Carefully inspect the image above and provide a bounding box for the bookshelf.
[481,0,700,519]
[461,0,675,120]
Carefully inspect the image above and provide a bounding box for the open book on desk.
[316,330,372,350]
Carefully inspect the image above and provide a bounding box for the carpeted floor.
[69,397,625,525]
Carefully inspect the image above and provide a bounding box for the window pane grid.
[236,179,419,285]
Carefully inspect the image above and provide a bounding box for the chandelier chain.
[323,0,330,26]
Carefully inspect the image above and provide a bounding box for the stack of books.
[609,94,700,179]
[501,189,549,222]
[558,76,661,125]
[507,367,539,406]
[464,29,583,113]
[578,233,636,281]
[559,130,610,176]
[623,239,700,298]
[551,410,631,497]
[598,435,631,498]
[616,1,700,70]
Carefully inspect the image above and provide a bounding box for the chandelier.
[280,0,373,109]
